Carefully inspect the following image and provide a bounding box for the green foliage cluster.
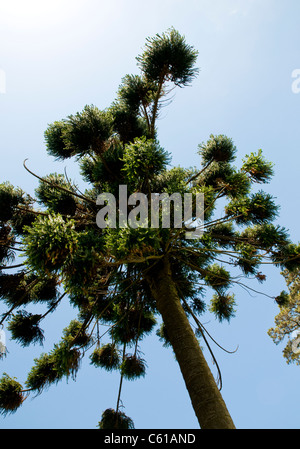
[120,354,146,380]
[90,343,120,371]
[23,214,78,274]
[7,311,44,346]
[35,173,78,216]
[45,106,112,160]
[0,374,24,416]
[0,28,299,428]
[25,319,90,394]
[136,28,199,86]
[122,137,171,189]
[241,149,274,184]
[98,408,134,429]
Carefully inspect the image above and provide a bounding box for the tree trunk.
[146,256,235,429]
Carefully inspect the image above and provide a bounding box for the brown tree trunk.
[146,256,235,429]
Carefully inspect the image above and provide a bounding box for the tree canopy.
[0,28,300,429]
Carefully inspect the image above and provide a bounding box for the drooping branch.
[23,159,95,206]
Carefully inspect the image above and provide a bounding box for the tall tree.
[0,28,300,429]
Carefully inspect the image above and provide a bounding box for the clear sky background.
[0,0,300,429]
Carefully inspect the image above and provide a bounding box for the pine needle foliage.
[25,352,60,393]
[241,149,274,184]
[90,344,120,371]
[7,311,44,346]
[23,214,78,274]
[35,173,78,216]
[0,182,25,222]
[209,293,236,323]
[136,27,199,87]
[61,319,91,348]
[98,408,135,429]
[0,374,24,416]
[25,344,82,394]
[120,354,147,380]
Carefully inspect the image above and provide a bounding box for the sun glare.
[0,0,82,27]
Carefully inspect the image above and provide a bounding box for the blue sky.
[1,0,300,429]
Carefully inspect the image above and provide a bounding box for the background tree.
[268,269,300,364]
[0,28,300,429]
